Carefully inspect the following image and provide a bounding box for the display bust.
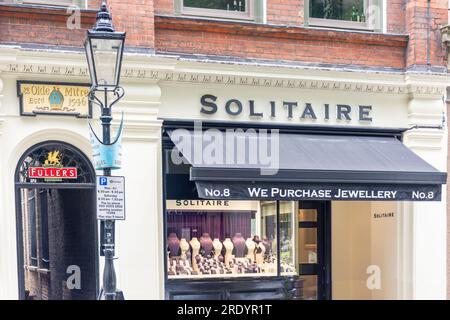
[212,238,223,259]
[189,237,201,272]
[167,233,180,257]
[200,233,213,256]
[223,238,234,266]
[179,238,190,260]
[232,233,246,258]
[245,237,256,262]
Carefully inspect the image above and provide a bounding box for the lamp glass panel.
[90,38,124,87]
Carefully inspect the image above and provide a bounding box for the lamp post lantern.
[85,0,126,300]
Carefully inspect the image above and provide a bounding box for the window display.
[280,201,297,275]
[166,200,282,279]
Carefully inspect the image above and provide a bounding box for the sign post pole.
[100,88,116,301]
[85,0,126,300]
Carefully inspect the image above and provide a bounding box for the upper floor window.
[176,0,263,22]
[0,0,85,7]
[307,0,383,31]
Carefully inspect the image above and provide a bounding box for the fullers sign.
[28,167,77,179]
[27,150,77,180]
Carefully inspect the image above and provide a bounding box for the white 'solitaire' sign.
[96,176,125,220]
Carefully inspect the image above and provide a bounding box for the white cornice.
[0,45,449,97]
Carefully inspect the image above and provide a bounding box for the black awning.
[167,129,446,201]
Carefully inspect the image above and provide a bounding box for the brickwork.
[155,16,408,69]
[0,0,447,70]
[267,0,304,26]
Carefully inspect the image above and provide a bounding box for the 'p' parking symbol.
[99,177,108,186]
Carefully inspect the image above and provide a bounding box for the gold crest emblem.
[44,150,61,166]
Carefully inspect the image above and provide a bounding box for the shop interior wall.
[332,201,398,299]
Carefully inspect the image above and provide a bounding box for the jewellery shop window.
[165,200,297,279]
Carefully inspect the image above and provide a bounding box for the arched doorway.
[15,141,98,300]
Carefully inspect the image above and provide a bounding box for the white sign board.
[96,176,125,220]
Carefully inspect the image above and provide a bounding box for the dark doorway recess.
[15,141,98,300]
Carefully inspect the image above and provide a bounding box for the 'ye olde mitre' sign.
[17,81,92,118]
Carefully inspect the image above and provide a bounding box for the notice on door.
[96,176,125,220]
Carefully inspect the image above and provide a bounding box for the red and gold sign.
[28,150,77,180]
[28,167,77,179]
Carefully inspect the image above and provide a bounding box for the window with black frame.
[165,199,298,279]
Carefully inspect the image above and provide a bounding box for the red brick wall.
[109,0,155,48]
[405,0,448,68]
[154,0,173,15]
[267,0,304,25]
[0,0,155,49]
[0,5,95,47]
[155,16,408,69]
[387,0,406,33]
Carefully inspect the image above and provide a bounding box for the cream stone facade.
[0,45,448,299]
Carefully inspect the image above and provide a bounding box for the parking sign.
[96,176,125,220]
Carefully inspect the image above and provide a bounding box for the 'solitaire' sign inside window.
[28,150,77,180]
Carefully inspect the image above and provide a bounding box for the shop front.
[0,50,448,300]
[157,68,448,300]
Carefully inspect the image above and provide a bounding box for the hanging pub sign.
[28,150,77,182]
[195,181,442,202]
[17,81,92,118]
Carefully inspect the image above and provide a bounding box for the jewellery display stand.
[189,237,201,272]
[168,235,279,279]
[179,238,190,260]
[167,233,180,257]
[223,238,234,267]
[212,238,223,259]
[200,233,213,256]
[232,233,246,258]
[245,238,256,262]
[255,242,266,265]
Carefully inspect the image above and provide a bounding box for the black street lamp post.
[84,0,126,300]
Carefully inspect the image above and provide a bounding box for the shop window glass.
[299,208,317,222]
[165,200,278,279]
[280,201,297,275]
[298,228,318,264]
[300,275,318,300]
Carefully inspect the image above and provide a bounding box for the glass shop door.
[298,201,331,300]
